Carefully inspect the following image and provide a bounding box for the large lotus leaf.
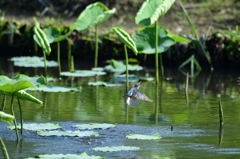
[10,56,58,68]
[104,60,143,73]
[88,81,124,87]
[93,146,140,152]
[27,85,81,92]
[134,25,175,54]
[73,123,116,130]
[74,2,116,31]
[112,27,138,55]
[167,30,190,43]
[26,152,103,159]
[33,21,51,55]
[43,27,70,43]
[60,70,106,77]
[37,130,99,137]
[126,133,161,140]
[8,123,61,131]
[0,75,34,93]
[13,74,46,87]
[15,90,43,104]
[135,0,175,25]
[0,111,14,124]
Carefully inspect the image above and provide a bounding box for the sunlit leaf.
[93,146,140,152]
[27,85,81,92]
[10,56,58,68]
[88,81,124,87]
[60,70,106,77]
[73,123,116,130]
[8,123,61,131]
[43,27,70,43]
[0,111,14,124]
[126,133,161,140]
[135,0,175,25]
[37,130,99,137]
[74,2,116,31]
[26,152,103,159]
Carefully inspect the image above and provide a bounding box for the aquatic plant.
[135,0,176,82]
[112,27,138,87]
[0,75,43,140]
[73,2,116,67]
[33,20,52,83]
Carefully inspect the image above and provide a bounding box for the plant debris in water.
[26,152,103,159]
[27,85,81,92]
[104,60,143,73]
[73,123,116,130]
[60,70,106,77]
[10,56,58,67]
[88,81,124,87]
[37,130,99,137]
[126,133,161,140]
[93,146,140,152]
[8,123,61,131]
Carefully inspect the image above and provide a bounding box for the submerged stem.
[17,97,23,135]
[10,95,19,141]
[94,25,99,68]
[0,137,10,159]
[155,22,159,84]
[57,42,61,74]
[124,45,129,88]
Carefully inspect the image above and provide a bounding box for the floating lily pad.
[104,60,143,73]
[8,123,61,131]
[73,123,116,130]
[93,146,140,152]
[88,81,124,87]
[37,130,99,137]
[26,152,103,159]
[27,85,81,92]
[60,70,106,77]
[114,74,139,82]
[126,133,161,140]
[10,56,58,67]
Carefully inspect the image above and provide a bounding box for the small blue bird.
[125,83,152,106]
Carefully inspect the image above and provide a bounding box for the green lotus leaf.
[43,27,70,43]
[139,77,155,81]
[10,56,58,68]
[73,123,116,130]
[88,81,124,87]
[74,2,116,31]
[93,146,140,152]
[134,25,175,54]
[135,0,175,25]
[104,60,143,73]
[126,133,161,140]
[112,27,138,55]
[13,74,47,87]
[0,111,14,124]
[0,75,34,93]
[27,85,81,92]
[37,130,99,137]
[26,152,103,159]
[8,123,61,131]
[60,70,106,77]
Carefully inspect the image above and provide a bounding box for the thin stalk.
[67,40,72,71]
[57,42,61,74]
[185,73,189,105]
[70,56,75,72]
[155,22,159,84]
[218,95,224,126]
[10,95,19,141]
[124,45,129,88]
[17,97,23,135]
[94,25,99,68]
[0,137,10,159]
[43,51,48,84]
[191,56,194,77]
[1,95,6,111]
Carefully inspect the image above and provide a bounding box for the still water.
[1,61,240,159]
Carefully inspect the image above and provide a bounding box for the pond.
[1,58,240,159]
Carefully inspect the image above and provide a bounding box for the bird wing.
[135,91,152,102]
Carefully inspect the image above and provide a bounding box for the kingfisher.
[125,83,152,106]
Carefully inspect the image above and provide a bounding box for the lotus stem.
[124,45,129,88]
[70,56,75,72]
[67,40,72,72]
[57,42,61,74]
[43,50,48,85]
[191,55,194,77]
[17,97,23,135]
[10,95,19,141]
[94,25,99,68]
[1,95,6,111]
[155,22,159,84]
[185,73,189,105]
[0,137,10,159]
[34,41,38,54]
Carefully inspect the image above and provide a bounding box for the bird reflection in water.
[125,83,152,106]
